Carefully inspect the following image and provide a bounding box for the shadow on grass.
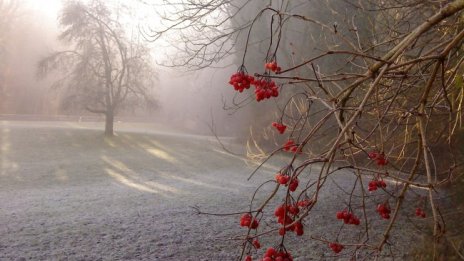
[0,121,254,197]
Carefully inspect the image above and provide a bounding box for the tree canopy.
[39,0,157,136]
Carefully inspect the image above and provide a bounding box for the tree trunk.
[105,110,114,136]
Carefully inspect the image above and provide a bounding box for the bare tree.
[145,0,464,259]
[39,0,157,136]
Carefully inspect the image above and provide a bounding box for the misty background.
[0,0,368,140]
[0,0,252,138]
[2,1,463,260]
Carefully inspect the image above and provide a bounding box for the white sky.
[22,0,158,24]
[23,0,62,19]
[21,0,171,60]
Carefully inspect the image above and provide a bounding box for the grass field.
[0,121,422,260]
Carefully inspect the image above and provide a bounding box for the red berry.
[276,174,290,185]
[244,255,252,261]
[377,203,391,219]
[240,213,259,229]
[271,62,277,71]
[288,205,299,215]
[368,151,388,166]
[368,180,378,191]
[278,214,293,225]
[376,157,388,166]
[250,219,259,229]
[240,213,251,227]
[274,250,293,261]
[283,139,295,151]
[271,122,287,134]
[349,216,360,225]
[265,61,280,73]
[337,210,360,225]
[368,178,387,191]
[252,239,261,249]
[289,178,299,192]
[329,242,344,253]
[294,222,304,236]
[415,207,426,218]
[265,247,277,257]
[275,205,285,217]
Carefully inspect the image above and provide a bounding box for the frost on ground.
[0,121,424,260]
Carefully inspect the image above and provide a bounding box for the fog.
[0,0,356,138]
[2,1,460,260]
[154,65,254,136]
[0,1,59,114]
[0,0,259,137]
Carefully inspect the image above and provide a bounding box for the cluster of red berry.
[376,203,391,219]
[229,62,282,102]
[272,122,287,134]
[274,204,304,236]
[368,179,387,191]
[278,222,304,236]
[261,247,293,261]
[368,151,388,166]
[275,174,299,192]
[329,242,344,254]
[274,204,299,221]
[254,78,279,102]
[415,207,426,218]
[229,71,254,92]
[336,210,360,225]
[243,201,308,261]
[282,139,301,153]
[240,213,259,229]
[265,61,282,73]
